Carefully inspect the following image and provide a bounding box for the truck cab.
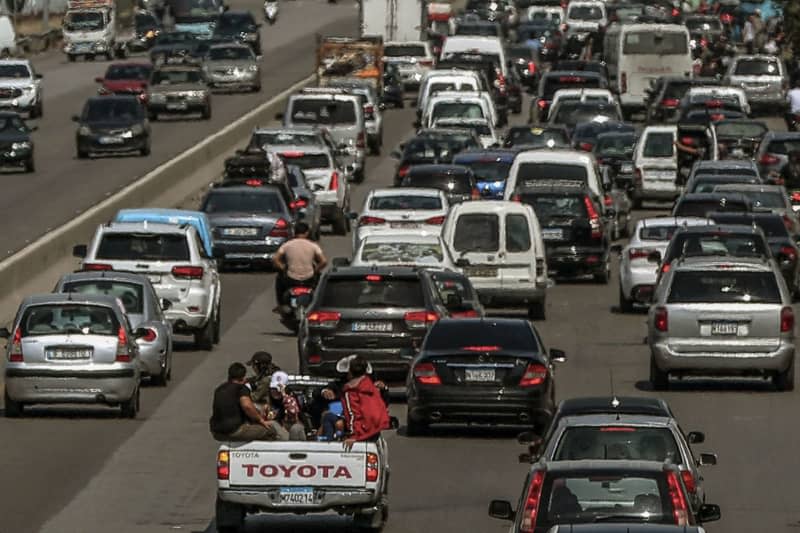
[62,0,135,61]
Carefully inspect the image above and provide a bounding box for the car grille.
[0,87,22,98]
[215,68,236,76]
[166,94,186,102]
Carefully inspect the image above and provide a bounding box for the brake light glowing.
[270,218,290,238]
[289,198,308,210]
[281,151,305,158]
[171,266,204,279]
[681,470,697,494]
[628,247,651,260]
[366,452,380,482]
[706,99,723,108]
[603,193,613,207]
[140,328,157,343]
[584,196,602,240]
[681,136,697,146]
[781,306,794,332]
[308,354,322,364]
[450,309,478,318]
[654,306,668,332]
[217,451,230,480]
[413,362,441,385]
[404,310,439,329]
[710,113,724,122]
[527,61,536,75]
[791,192,800,203]
[8,326,22,362]
[519,363,547,387]
[558,76,584,83]
[359,215,387,226]
[83,263,113,271]
[398,165,411,178]
[666,470,690,526]
[419,59,433,66]
[425,215,446,225]
[471,188,480,200]
[661,98,680,108]
[365,274,382,282]
[600,426,636,432]
[356,131,366,149]
[462,345,501,352]
[307,310,341,327]
[329,171,340,191]
[116,326,131,362]
[537,99,548,109]
[671,7,680,17]
[720,12,733,24]
[760,154,779,166]
[520,470,545,532]
[289,286,312,296]
[579,142,593,152]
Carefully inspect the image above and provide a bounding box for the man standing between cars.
[210,362,286,441]
[743,14,756,54]
[785,78,800,131]
[272,221,328,311]
[341,355,391,451]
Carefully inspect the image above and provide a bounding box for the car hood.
[205,60,256,69]
[0,78,33,89]
[149,83,206,93]
[0,132,31,143]
[102,80,147,92]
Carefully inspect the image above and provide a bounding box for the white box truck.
[62,0,135,61]
[359,0,426,42]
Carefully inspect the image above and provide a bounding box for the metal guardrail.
[15,28,62,55]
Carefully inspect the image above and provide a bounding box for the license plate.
[166,102,187,110]
[98,136,123,145]
[46,348,92,360]
[648,171,674,180]
[389,222,421,229]
[278,487,314,505]
[222,227,258,236]
[542,228,564,241]
[711,322,738,335]
[465,368,495,382]
[465,266,498,277]
[352,322,393,332]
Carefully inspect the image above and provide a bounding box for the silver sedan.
[202,43,261,92]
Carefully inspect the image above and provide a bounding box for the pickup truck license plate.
[278,487,314,505]
[465,368,495,382]
[352,321,393,332]
[711,322,738,335]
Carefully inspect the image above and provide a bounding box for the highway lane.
[0,0,358,258]
[2,93,798,533]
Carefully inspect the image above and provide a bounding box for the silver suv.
[648,256,795,391]
[74,222,222,350]
[723,54,788,114]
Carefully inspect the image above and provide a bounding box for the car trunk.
[429,352,531,387]
[21,334,119,365]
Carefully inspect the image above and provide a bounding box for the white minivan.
[440,35,508,76]
[632,125,679,208]
[441,201,549,319]
[423,91,498,128]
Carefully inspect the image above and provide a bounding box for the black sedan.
[0,111,35,172]
[406,318,565,435]
[73,96,150,159]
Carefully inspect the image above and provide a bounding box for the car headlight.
[150,93,166,103]
[23,85,35,92]
[620,163,633,174]
[243,33,257,42]
[78,126,92,136]
[11,141,31,151]
[130,124,145,136]
[248,64,259,72]
[94,42,107,51]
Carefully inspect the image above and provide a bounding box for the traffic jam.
[1,0,797,531]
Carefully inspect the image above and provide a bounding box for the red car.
[95,63,153,104]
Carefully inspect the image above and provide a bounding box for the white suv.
[74,222,222,350]
[0,59,43,118]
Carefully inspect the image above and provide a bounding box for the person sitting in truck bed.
[209,362,286,441]
[340,355,391,451]
[264,371,307,441]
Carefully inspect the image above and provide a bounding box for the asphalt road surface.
[1,17,798,533]
[0,0,357,259]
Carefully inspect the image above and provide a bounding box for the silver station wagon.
[648,256,795,391]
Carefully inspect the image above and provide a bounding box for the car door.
[501,210,537,291]
[448,209,503,291]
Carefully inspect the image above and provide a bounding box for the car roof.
[58,270,151,286]
[115,208,207,222]
[102,221,190,234]
[556,396,673,418]
[673,255,774,271]
[451,199,528,214]
[638,216,712,228]
[679,192,750,202]
[542,460,674,473]
[87,95,141,103]
[0,58,30,65]
[21,293,123,308]
[559,413,673,428]
[514,149,593,164]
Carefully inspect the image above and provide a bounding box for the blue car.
[114,208,215,258]
[452,149,519,199]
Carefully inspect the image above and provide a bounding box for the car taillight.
[661,262,671,273]
[681,470,697,494]
[720,12,733,24]
[629,247,651,260]
[290,286,313,296]
[245,178,265,186]
[98,86,112,95]
[661,98,680,108]
[710,113,724,122]
[760,153,779,166]
[450,309,478,318]
[537,99,548,109]
[8,326,22,362]
[307,310,341,328]
[366,452,380,482]
[700,38,708,49]
[359,215,387,226]
[139,328,157,343]
[425,215,445,225]
[364,104,374,118]
[404,310,439,329]
[269,218,290,238]
[413,362,441,385]
[172,265,204,279]
[781,306,794,332]
[116,326,131,362]
[329,171,340,191]
[791,192,800,203]
[519,363,547,387]
[680,136,696,147]
[308,354,322,364]
[579,142,593,152]
[603,193,613,207]
[289,198,308,210]
[527,61,536,75]
[471,188,480,200]
[655,306,668,332]
[519,470,545,533]
[671,7,680,17]
[217,450,230,480]
[83,263,113,271]
[419,59,433,67]
[398,165,410,178]
[356,131,366,149]
[584,196,602,240]
[666,470,690,526]
[620,72,627,94]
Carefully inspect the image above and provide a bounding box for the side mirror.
[687,431,705,444]
[160,298,172,310]
[549,348,567,363]
[697,503,721,523]
[274,112,285,121]
[699,452,718,466]
[0,327,10,339]
[488,500,515,521]
[72,244,87,258]
[455,258,470,268]
[647,250,662,264]
[71,115,81,123]
[35,73,43,79]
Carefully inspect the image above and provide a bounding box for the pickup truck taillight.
[217,450,230,480]
[366,452,379,482]
[172,266,204,279]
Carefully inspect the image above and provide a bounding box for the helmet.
[247,351,274,368]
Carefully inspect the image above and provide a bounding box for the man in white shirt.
[743,15,755,54]
[785,79,800,131]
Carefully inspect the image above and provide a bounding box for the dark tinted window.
[202,190,284,214]
[663,81,694,99]
[522,194,587,219]
[320,278,424,307]
[83,99,142,122]
[216,13,255,29]
[506,214,531,252]
[639,225,678,241]
[431,102,485,120]
[424,321,538,351]
[384,44,427,57]
[673,199,748,217]
[668,233,769,259]
[151,69,202,84]
[97,233,189,261]
[20,304,120,337]
[516,163,588,187]
[694,166,757,177]
[595,134,636,156]
[403,139,460,161]
[209,46,253,61]
[552,103,621,126]
[507,127,569,148]
[714,190,784,209]
[290,99,357,125]
[370,195,442,210]
[457,160,511,182]
[691,176,756,193]
[62,281,145,315]
[668,271,781,303]
[568,5,603,19]
[734,58,779,76]
[453,213,499,252]
[404,172,473,194]
[643,132,674,158]
[279,153,331,170]
[253,131,318,147]
[766,139,800,155]
[105,64,151,80]
[542,76,602,99]
[554,427,682,463]
[685,18,722,32]
[711,215,789,238]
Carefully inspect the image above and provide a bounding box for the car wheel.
[618,284,634,313]
[213,304,222,344]
[593,255,610,284]
[194,313,215,351]
[253,83,262,93]
[140,143,151,157]
[67,54,77,62]
[528,301,546,320]
[150,364,169,386]
[332,209,348,235]
[4,390,23,418]
[119,387,140,418]
[216,497,245,533]
[24,157,35,173]
[650,355,669,390]
[631,195,643,210]
[77,147,89,159]
[774,359,795,391]
[406,418,429,437]
[148,112,158,121]
[201,105,211,120]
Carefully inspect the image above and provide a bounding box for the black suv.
[213,11,261,56]
[298,266,482,381]
[517,182,611,283]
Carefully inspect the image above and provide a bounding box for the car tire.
[120,387,140,418]
[528,300,546,321]
[24,157,35,173]
[593,256,610,284]
[77,147,89,159]
[105,51,114,61]
[406,418,428,437]
[67,54,76,62]
[333,209,348,235]
[631,195,642,210]
[774,360,795,391]
[150,364,169,387]
[140,143,151,157]
[4,390,23,418]
[650,355,669,391]
[369,140,380,156]
[618,284,634,313]
[213,304,222,344]
[194,313,215,351]
[216,497,244,533]
[149,112,158,121]
[201,105,211,120]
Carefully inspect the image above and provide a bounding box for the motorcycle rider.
[272,221,328,312]
[785,78,800,131]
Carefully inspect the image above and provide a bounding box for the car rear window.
[319,278,424,307]
[669,233,769,259]
[552,102,620,126]
[360,242,444,264]
[639,225,678,241]
[711,215,789,238]
[403,139,459,161]
[674,199,748,217]
[289,99,357,125]
[370,195,442,210]
[668,271,782,303]
[279,152,331,170]
[694,166,757,177]
[554,426,682,463]
[623,31,688,54]
[152,69,202,85]
[96,233,190,261]
[458,160,511,182]
[431,102,485,120]
[542,76,602,99]
[430,81,477,95]
[62,281,145,315]
[20,304,120,337]
[453,213,499,252]
[766,139,800,155]
[521,193,587,219]
[663,81,694,99]
[209,46,252,61]
[202,190,284,214]
[515,163,588,188]
[252,131,317,147]
[568,5,603,20]
[424,321,538,351]
[643,132,674,158]
[734,58,779,76]
[506,214,531,252]
[384,44,427,57]
[404,172,473,194]
[715,121,767,139]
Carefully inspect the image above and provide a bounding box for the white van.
[632,125,679,208]
[0,16,18,57]
[504,149,604,201]
[440,35,507,76]
[441,200,549,319]
[416,70,483,116]
[423,90,497,128]
[605,23,692,118]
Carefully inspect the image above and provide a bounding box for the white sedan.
[352,188,449,250]
[351,233,457,270]
[618,216,712,312]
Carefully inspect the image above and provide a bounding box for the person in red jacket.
[341,355,390,450]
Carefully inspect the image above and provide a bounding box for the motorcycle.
[279,283,314,333]
[264,0,278,24]
[787,113,800,132]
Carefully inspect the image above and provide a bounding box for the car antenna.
[609,370,620,421]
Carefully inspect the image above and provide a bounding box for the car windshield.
[715,122,767,139]
[370,195,442,210]
[568,5,603,20]
[64,11,104,31]
[62,281,145,315]
[643,132,674,158]
[20,304,120,337]
[216,13,254,30]
[516,163,588,188]
[431,102,485,120]
[521,194,587,219]
[320,278,424,307]
[0,64,30,78]
[0,115,28,132]
[290,100,357,125]
[639,225,679,241]
[152,69,202,84]
[711,215,789,238]
[458,160,511,182]
[668,271,782,303]
[691,177,755,193]
[453,213,499,252]
[425,321,539,351]
[539,473,674,526]
[670,233,769,259]
[734,59,779,76]
[553,103,619,126]
[83,100,141,122]
[96,233,190,261]
[254,131,317,147]
[279,153,330,170]
[623,31,688,54]
[595,134,636,156]
[507,127,568,148]
[105,65,150,80]
[208,46,253,61]
[554,427,682,463]
[404,172,472,194]
[384,44,427,57]
[360,242,444,264]
[202,190,284,214]
[403,139,460,161]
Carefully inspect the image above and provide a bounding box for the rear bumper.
[214,239,283,264]
[476,286,546,308]
[547,249,607,277]
[408,387,553,427]
[219,487,378,512]
[5,368,138,404]
[303,344,415,382]
[651,341,795,374]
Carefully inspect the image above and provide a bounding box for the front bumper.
[0,146,33,166]
[5,367,138,404]
[207,73,259,89]
[149,99,208,114]
[0,93,37,112]
[219,487,378,512]
[64,41,110,55]
[77,133,147,155]
[651,340,795,374]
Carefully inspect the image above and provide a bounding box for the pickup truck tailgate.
[228,442,367,487]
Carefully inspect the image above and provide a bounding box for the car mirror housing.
[687,431,705,444]
[488,500,515,521]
